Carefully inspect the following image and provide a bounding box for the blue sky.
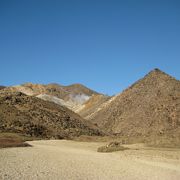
[0,0,180,95]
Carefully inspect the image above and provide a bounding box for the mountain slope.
[88,69,180,137]
[45,83,99,101]
[0,91,103,139]
[77,94,110,119]
[6,83,100,112]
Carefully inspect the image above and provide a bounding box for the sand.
[0,140,180,180]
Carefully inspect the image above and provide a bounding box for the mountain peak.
[148,68,167,76]
[153,68,162,72]
[141,68,177,83]
[147,68,172,78]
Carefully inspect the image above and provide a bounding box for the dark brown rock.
[0,91,103,139]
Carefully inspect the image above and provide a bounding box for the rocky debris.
[89,69,180,138]
[97,141,129,152]
[0,91,103,139]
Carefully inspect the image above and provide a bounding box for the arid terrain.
[0,69,180,179]
[88,69,180,138]
[0,140,180,180]
[0,91,102,139]
[5,83,106,112]
[1,0,179,178]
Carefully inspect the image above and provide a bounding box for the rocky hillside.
[0,91,103,139]
[77,94,110,119]
[88,69,180,137]
[6,83,101,112]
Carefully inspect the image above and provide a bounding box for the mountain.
[6,83,102,112]
[0,90,103,139]
[43,83,99,101]
[88,69,180,137]
[8,82,98,98]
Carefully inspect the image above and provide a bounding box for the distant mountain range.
[5,83,106,112]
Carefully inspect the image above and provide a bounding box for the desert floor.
[0,140,180,180]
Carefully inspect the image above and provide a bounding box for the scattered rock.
[97,141,129,153]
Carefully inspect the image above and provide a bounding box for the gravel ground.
[0,140,180,180]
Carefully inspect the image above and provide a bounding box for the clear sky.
[0,0,180,95]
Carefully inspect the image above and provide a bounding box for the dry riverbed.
[0,140,180,180]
